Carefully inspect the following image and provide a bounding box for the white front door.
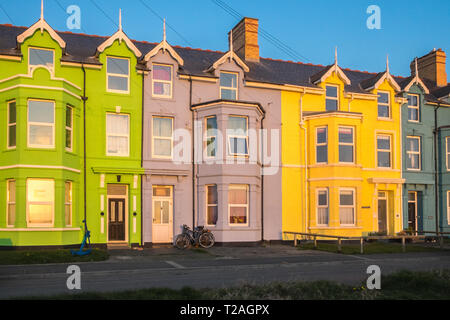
[152,186,173,243]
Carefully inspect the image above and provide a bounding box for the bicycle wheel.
[175,234,190,249]
[199,232,215,249]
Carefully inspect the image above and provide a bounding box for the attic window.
[107,57,130,93]
[152,64,172,98]
[325,85,338,111]
[29,47,54,71]
[220,72,238,100]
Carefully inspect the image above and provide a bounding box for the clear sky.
[0,0,449,78]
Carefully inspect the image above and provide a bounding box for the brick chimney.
[230,17,260,62]
[410,48,447,87]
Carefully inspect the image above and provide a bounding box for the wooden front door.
[377,192,388,234]
[108,198,126,241]
[408,191,417,233]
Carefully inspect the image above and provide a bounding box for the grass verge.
[0,248,109,265]
[18,269,450,300]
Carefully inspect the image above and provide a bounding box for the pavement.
[0,244,450,299]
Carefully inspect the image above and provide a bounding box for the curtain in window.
[107,114,129,155]
[229,186,248,224]
[27,179,54,225]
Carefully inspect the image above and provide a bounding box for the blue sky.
[0,0,449,78]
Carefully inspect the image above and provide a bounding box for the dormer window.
[377,91,390,119]
[325,85,338,111]
[152,64,172,98]
[220,72,238,100]
[29,47,54,72]
[407,94,420,122]
[107,57,129,93]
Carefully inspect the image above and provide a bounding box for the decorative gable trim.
[402,76,430,94]
[367,71,401,92]
[206,30,249,73]
[144,40,184,65]
[17,19,66,49]
[97,29,142,58]
[311,64,351,86]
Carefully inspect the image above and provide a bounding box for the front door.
[152,186,173,243]
[377,191,388,234]
[108,198,126,242]
[408,191,417,234]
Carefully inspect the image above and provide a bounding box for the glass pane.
[378,151,391,167]
[8,125,16,147]
[28,204,53,224]
[8,181,15,202]
[65,182,72,202]
[340,191,354,205]
[107,136,128,155]
[29,125,53,146]
[153,65,171,81]
[153,118,172,137]
[8,204,15,226]
[153,201,161,224]
[317,127,327,143]
[228,116,247,131]
[408,108,418,121]
[230,207,247,224]
[407,95,418,106]
[318,191,327,206]
[28,180,54,202]
[326,99,338,111]
[326,86,338,98]
[108,75,128,91]
[154,139,172,156]
[229,187,247,205]
[407,154,420,169]
[318,207,328,225]
[378,92,389,104]
[107,57,129,75]
[339,127,353,143]
[118,202,123,222]
[29,100,54,123]
[407,138,419,152]
[153,82,171,96]
[162,201,169,224]
[229,137,248,155]
[107,114,129,135]
[206,117,217,132]
[207,137,216,157]
[110,202,116,222]
[66,107,72,127]
[8,101,16,124]
[65,129,72,149]
[316,145,327,163]
[207,185,218,204]
[65,205,71,226]
[153,187,170,197]
[377,136,390,150]
[378,105,389,118]
[107,184,127,196]
[339,145,354,162]
[408,192,416,201]
[207,206,218,225]
[340,207,354,224]
[220,73,237,88]
[29,48,53,67]
[446,138,450,152]
[221,88,236,100]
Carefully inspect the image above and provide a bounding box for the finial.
[334,46,338,66]
[40,0,44,20]
[163,18,166,42]
[119,9,122,31]
[229,30,233,52]
[386,54,389,74]
[415,57,419,77]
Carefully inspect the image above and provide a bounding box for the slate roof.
[0,23,448,104]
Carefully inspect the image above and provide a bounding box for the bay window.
[7,180,15,227]
[227,116,248,156]
[317,188,329,226]
[205,116,217,158]
[7,100,16,148]
[316,127,327,163]
[228,185,248,225]
[65,181,72,226]
[206,185,218,225]
[28,100,55,148]
[338,127,354,163]
[27,179,54,227]
[339,189,355,225]
[65,105,73,151]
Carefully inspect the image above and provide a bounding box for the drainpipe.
[81,64,88,227]
[140,71,145,247]
[189,76,195,229]
[434,103,441,235]
[298,91,307,234]
[260,108,266,243]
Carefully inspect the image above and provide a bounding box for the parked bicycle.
[175,224,215,249]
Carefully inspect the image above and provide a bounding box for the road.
[0,247,449,299]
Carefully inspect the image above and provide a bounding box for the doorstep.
[107,243,131,250]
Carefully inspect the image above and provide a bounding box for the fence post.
[337,238,342,253]
[402,236,406,253]
[314,236,317,249]
[294,234,298,247]
[439,233,444,249]
[360,237,364,254]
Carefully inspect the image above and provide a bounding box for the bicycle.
[174,224,215,249]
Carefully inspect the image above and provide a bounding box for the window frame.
[6,179,15,228]
[339,188,356,226]
[446,137,450,171]
[28,47,55,73]
[228,184,249,226]
[220,71,238,100]
[376,134,392,168]
[106,56,130,94]
[338,126,355,164]
[106,113,130,157]
[316,188,329,226]
[205,116,217,159]
[377,91,391,120]
[65,181,72,227]
[65,105,73,152]
[316,126,328,164]
[152,116,174,159]
[447,190,450,226]
[205,184,218,226]
[406,136,421,171]
[26,178,55,228]
[407,94,420,122]
[325,84,339,111]
[27,99,55,149]
[7,100,16,149]
[152,63,173,99]
[227,115,249,157]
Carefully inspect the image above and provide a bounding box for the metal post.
[402,236,406,253]
[439,233,444,249]
[314,236,317,249]
[360,237,364,254]
[338,238,342,253]
[294,234,297,247]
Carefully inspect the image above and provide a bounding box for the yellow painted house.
[282,56,406,238]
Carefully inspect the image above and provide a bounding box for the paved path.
[0,246,449,299]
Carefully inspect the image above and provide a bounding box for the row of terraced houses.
[0,6,449,248]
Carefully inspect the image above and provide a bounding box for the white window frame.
[377,91,391,120]
[316,188,329,226]
[27,99,55,149]
[377,134,392,168]
[325,85,339,111]
[206,184,218,226]
[339,188,355,226]
[205,116,217,159]
[227,115,249,157]
[7,100,16,149]
[6,179,15,228]
[28,47,55,74]
[406,136,421,171]
[220,71,238,100]
[65,181,72,227]
[106,56,130,94]
[152,63,173,99]
[338,126,355,164]
[446,137,450,171]
[106,113,130,157]
[316,126,328,164]
[447,191,450,226]
[26,178,55,228]
[228,184,249,226]
[407,94,420,122]
[152,116,173,159]
[65,105,73,152]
